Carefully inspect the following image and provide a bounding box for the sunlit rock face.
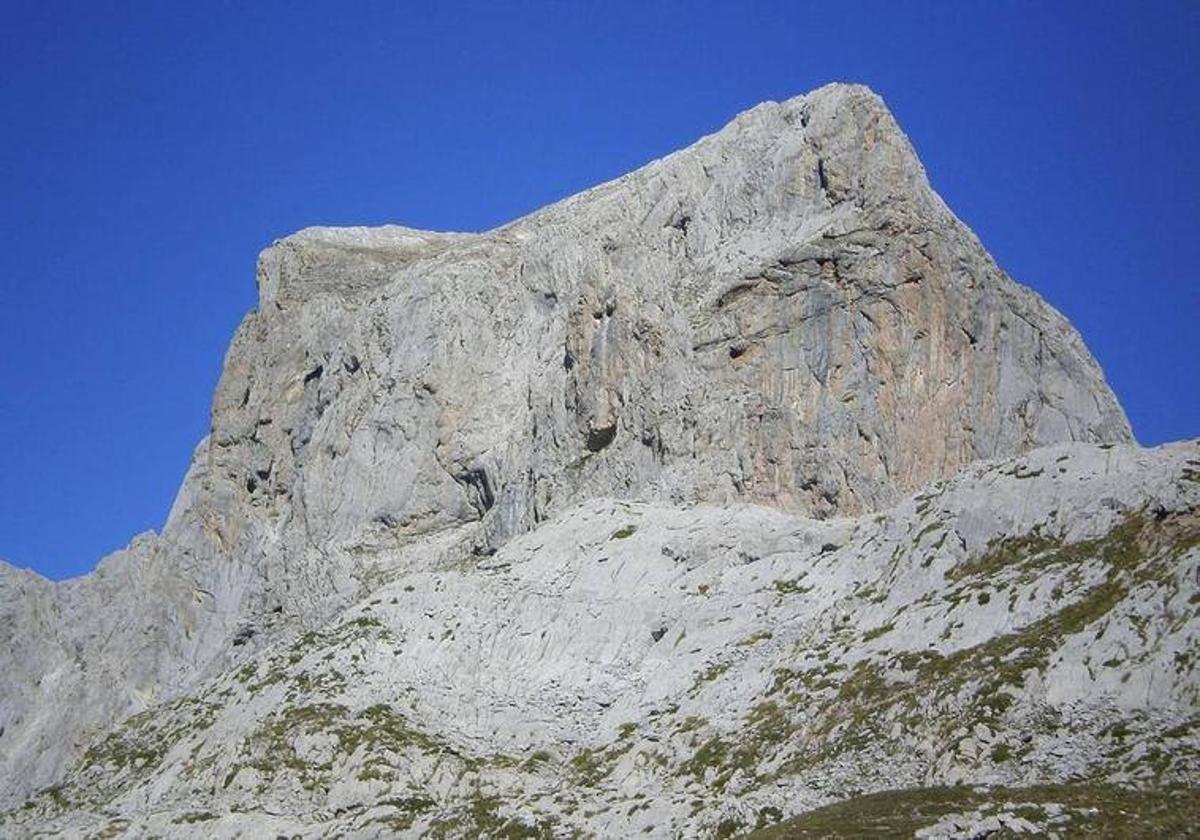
[4,84,1186,840]
[216,84,1129,551]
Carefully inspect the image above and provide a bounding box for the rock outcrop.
[4,440,1197,837]
[2,83,1187,839]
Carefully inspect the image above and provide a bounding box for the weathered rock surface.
[1,83,1186,839]
[3,441,1197,838]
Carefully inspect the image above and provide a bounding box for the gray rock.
[0,83,1186,840]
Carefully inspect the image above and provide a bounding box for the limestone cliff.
[3,85,1185,840]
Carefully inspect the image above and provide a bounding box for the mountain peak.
[0,85,1164,836]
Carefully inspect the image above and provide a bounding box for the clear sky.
[1,2,1197,579]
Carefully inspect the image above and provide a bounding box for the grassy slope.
[742,783,1200,838]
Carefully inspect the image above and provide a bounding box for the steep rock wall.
[0,83,1132,806]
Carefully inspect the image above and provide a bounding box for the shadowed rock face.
[0,83,1136,811]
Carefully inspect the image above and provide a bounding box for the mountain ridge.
[2,83,1190,839]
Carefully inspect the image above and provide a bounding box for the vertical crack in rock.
[456,466,495,516]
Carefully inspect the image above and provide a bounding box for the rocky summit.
[0,83,1195,839]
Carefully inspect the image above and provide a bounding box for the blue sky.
[1,1,1197,579]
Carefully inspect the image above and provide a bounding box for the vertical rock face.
[216,84,1127,546]
[0,83,1136,811]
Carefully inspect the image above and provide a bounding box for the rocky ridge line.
[0,83,1162,836]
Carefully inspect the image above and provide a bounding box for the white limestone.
[1,84,1189,839]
